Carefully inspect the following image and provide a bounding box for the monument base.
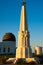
[6,57,37,64]
[13,58,36,64]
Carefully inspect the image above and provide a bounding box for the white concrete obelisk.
[16,0,32,58]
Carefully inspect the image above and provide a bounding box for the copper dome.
[2,33,16,41]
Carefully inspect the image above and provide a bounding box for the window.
[3,48,5,52]
[0,48,1,52]
[8,48,10,52]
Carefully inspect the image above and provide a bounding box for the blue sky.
[0,0,43,47]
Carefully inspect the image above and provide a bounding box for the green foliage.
[0,54,15,64]
[32,53,43,64]
[0,55,8,64]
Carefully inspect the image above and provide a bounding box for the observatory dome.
[2,32,16,41]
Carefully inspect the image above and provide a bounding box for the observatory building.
[0,32,16,55]
[35,46,42,55]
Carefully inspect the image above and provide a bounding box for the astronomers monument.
[16,0,32,58]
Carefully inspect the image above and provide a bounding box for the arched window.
[8,48,10,52]
[0,48,1,52]
[3,48,5,52]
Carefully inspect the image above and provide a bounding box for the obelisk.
[16,0,32,58]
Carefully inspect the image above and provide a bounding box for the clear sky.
[0,0,43,47]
